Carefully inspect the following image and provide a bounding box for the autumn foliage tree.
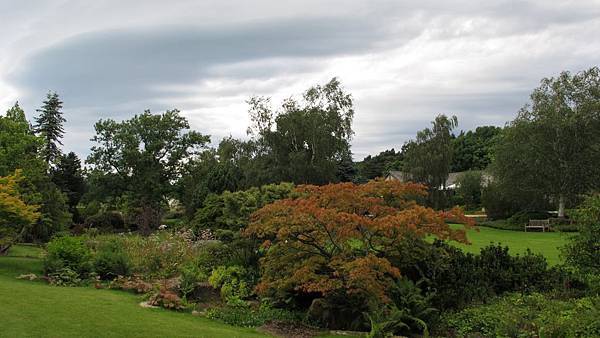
[244,179,471,327]
[0,170,41,255]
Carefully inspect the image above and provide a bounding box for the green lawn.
[450,225,572,265]
[0,245,270,338]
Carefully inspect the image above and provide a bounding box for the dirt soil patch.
[258,320,323,338]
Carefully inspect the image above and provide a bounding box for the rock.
[139,301,159,309]
[17,273,38,281]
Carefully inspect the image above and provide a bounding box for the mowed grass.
[0,245,269,338]
[450,224,572,265]
[0,245,346,338]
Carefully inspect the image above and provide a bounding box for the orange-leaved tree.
[244,179,472,316]
[0,170,40,255]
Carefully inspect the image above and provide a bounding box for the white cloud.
[0,0,599,160]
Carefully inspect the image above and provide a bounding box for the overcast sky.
[1,0,599,160]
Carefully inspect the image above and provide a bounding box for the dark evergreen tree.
[52,152,86,223]
[35,92,66,164]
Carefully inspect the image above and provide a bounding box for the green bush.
[208,265,253,304]
[195,241,234,275]
[507,210,550,225]
[206,304,304,328]
[442,293,600,337]
[389,239,554,311]
[92,239,131,280]
[563,194,600,275]
[178,262,207,299]
[84,211,125,231]
[47,267,84,287]
[44,236,92,276]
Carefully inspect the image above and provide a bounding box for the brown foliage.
[245,179,472,307]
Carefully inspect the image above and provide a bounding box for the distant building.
[386,170,492,190]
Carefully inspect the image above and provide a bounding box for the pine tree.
[52,152,86,222]
[35,92,66,164]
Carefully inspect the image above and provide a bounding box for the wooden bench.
[525,219,550,232]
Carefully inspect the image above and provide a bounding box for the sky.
[1,1,599,160]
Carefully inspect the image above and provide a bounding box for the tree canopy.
[247,78,355,185]
[492,67,600,216]
[87,109,210,234]
[403,114,457,208]
[245,180,470,313]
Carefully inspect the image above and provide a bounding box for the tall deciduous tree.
[247,78,355,185]
[1,102,70,242]
[403,114,458,209]
[492,67,600,217]
[87,109,209,234]
[35,92,66,164]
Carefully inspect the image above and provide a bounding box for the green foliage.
[178,262,207,299]
[388,278,437,336]
[0,102,44,177]
[356,148,404,182]
[87,109,210,234]
[491,67,600,217]
[454,171,483,209]
[84,210,126,231]
[44,236,92,276]
[403,114,458,209]
[451,126,501,172]
[0,170,41,254]
[191,182,294,233]
[47,267,84,287]
[34,92,66,164]
[51,152,86,222]
[247,78,354,185]
[208,265,253,304]
[92,239,131,280]
[390,239,555,311]
[563,194,600,275]
[442,293,600,337]
[206,304,304,328]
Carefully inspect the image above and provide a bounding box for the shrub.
[507,210,550,225]
[148,287,186,310]
[120,230,198,278]
[208,265,253,304]
[191,182,295,233]
[206,304,304,328]
[563,194,600,275]
[84,211,125,231]
[178,262,207,299]
[389,239,554,311]
[245,180,471,330]
[44,236,92,276]
[92,239,131,280]
[441,293,600,337]
[196,241,234,275]
[47,267,84,286]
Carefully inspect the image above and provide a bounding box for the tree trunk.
[558,194,565,218]
[0,244,11,256]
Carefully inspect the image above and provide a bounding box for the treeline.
[2,67,600,245]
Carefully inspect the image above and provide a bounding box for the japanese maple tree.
[245,179,471,309]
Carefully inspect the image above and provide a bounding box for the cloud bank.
[1,0,599,159]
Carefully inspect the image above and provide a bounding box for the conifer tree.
[35,92,66,164]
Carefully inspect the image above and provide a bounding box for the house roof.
[386,170,492,188]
